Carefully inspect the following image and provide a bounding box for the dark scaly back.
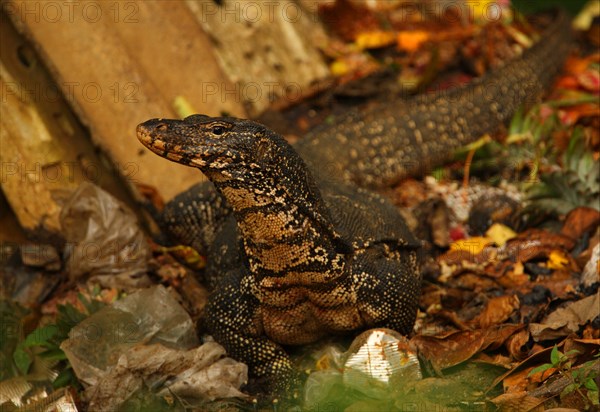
[150,11,571,267]
[295,10,572,188]
[136,115,351,283]
[137,114,423,389]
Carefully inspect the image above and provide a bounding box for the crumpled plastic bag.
[61,286,248,409]
[60,182,151,290]
[87,343,248,410]
[61,285,198,386]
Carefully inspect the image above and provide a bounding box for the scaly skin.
[137,10,571,392]
[295,10,572,188]
[137,117,421,391]
[156,10,571,262]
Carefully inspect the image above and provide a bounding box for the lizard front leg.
[353,245,421,335]
[202,272,295,393]
[160,182,232,257]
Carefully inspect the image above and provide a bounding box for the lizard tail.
[296,9,573,188]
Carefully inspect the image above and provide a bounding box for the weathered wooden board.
[0,11,134,239]
[107,1,247,118]
[2,0,333,238]
[3,0,247,202]
[186,0,331,116]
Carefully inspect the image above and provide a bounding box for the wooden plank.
[105,1,247,119]
[186,0,331,116]
[0,10,135,239]
[3,0,246,201]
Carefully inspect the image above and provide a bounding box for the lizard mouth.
[137,119,209,167]
[137,121,170,156]
[137,120,190,165]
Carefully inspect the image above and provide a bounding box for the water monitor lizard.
[136,10,571,392]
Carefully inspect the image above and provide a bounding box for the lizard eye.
[211,126,225,136]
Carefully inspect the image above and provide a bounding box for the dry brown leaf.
[503,229,576,263]
[454,272,501,290]
[562,337,600,359]
[506,329,531,361]
[560,207,600,240]
[473,352,513,369]
[472,295,520,328]
[579,241,599,285]
[528,271,579,300]
[484,324,526,352]
[319,0,380,42]
[412,330,485,372]
[520,229,577,248]
[496,263,530,289]
[582,324,600,339]
[488,345,556,392]
[412,324,522,372]
[483,259,514,279]
[439,287,475,311]
[435,309,471,330]
[502,367,536,393]
[490,391,545,412]
[530,292,600,341]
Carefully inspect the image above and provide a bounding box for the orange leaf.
[356,31,397,49]
[397,30,430,52]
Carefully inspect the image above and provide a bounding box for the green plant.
[448,104,560,184]
[529,346,599,408]
[526,127,600,215]
[12,293,105,389]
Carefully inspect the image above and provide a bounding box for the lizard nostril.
[156,123,168,132]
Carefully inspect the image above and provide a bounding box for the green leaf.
[55,303,87,337]
[550,346,561,366]
[40,348,67,361]
[585,378,599,392]
[22,325,59,348]
[431,168,444,181]
[77,293,105,316]
[13,346,31,375]
[508,107,525,136]
[13,324,61,375]
[564,349,581,358]
[52,367,77,390]
[588,389,599,406]
[561,382,579,398]
[528,363,553,376]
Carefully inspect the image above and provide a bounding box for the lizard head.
[137,114,318,196]
[137,114,349,250]
[137,114,268,173]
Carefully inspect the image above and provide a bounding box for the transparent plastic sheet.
[343,328,421,397]
[303,329,422,409]
[61,285,248,410]
[60,182,151,290]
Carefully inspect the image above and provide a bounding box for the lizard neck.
[204,143,349,286]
